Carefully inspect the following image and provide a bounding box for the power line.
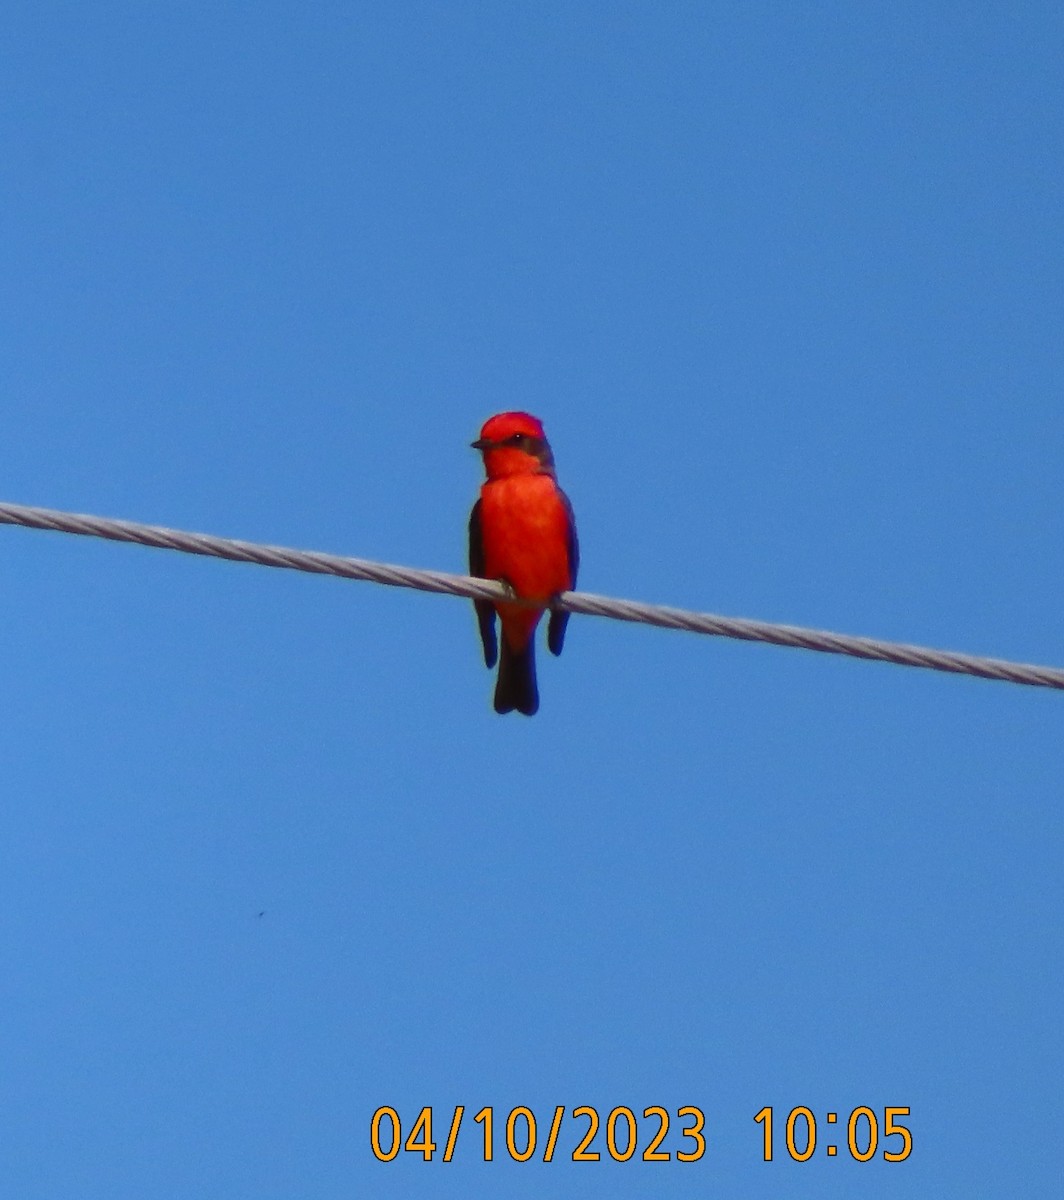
[1,499,1060,692]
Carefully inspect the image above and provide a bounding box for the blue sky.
[2,3,1062,1196]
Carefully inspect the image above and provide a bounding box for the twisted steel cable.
[1,500,1060,691]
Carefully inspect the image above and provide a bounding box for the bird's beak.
[470,437,492,451]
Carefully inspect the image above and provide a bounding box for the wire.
[1,499,1060,691]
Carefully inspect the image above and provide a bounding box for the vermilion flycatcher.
[469,412,579,715]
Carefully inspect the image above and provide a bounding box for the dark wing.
[468,498,497,669]
[562,487,579,587]
[547,487,578,657]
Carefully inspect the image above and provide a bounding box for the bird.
[468,412,579,715]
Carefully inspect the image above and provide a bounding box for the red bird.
[468,412,579,715]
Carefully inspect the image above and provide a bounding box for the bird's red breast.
[478,469,574,648]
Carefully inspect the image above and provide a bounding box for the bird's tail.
[494,638,539,716]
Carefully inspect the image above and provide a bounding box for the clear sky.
[2,3,1062,1197]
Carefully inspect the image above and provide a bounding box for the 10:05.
[754,1106,912,1162]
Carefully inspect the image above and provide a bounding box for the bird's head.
[471,411,556,479]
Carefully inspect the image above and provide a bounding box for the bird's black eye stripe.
[503,432,545,452]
